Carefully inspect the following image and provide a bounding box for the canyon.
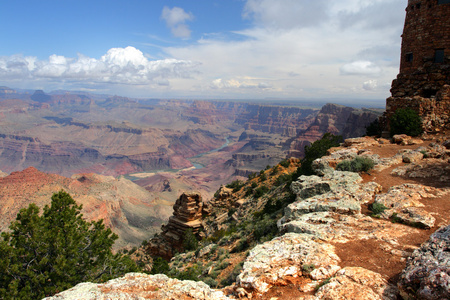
[45,133,450,299]
[0,87,380,250]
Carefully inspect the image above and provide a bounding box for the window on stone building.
[416,3,421,9]
[434,49,445,63]
[422,89,438,98]
[406,53,413,62]
[438,0,450,4]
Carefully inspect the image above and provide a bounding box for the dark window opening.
[406,53,413,62]
[434,49,445,63]
[422,89,438,98]
[416,3,421,8]
[438,0,450,4]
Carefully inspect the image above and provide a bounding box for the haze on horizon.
[0,0,405,104]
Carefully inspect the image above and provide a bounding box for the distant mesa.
[31,89,51,103]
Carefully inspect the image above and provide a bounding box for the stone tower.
[384,0,450,133]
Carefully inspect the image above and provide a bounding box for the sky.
[0,0,407,104]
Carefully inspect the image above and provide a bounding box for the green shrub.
[248,172,257,180]
[336,156,375,173]
[259,173,267,181]
[279,159,291,168]
[254,186,269,198]
[215,261,230,271]
[274,173,293,186]
[336,160,352,171]
[175,264,202,281]
[226,180,244,192]
[231,238,249,253]
[183,228,199,251]
[294,133,342,179]
[365,118,382,137]
[151,257,170,275]
[302,264,315,274]
[228,208,237,217]
[261,198,283,215]
[270,165,279,175]
[390,108,423,137]
[203,277,218,288]
[370,202,388,216]
[254,217,278,242]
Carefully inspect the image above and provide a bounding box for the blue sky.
[0,0,406,103]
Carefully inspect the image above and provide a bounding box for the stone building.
[384,0,450,133]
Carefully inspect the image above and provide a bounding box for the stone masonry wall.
[384,0,450,133]
[400,0,450,73]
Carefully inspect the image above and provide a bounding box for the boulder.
[315,267,398,300]
[236,233,340,294]
[398,225,450,300]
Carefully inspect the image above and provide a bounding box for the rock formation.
[288,103,381,157]
[43,273,231,300]
[233,136,450,298]
[146,192,205,259]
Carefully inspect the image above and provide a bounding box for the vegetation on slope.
[0,191,137,300]
[146,133,342,287]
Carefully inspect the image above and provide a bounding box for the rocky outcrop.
[374,184,441,229]
[398,225,450,300]
[147,192,204,259]
[236,233,341,295]
[314,267,398,300]
[233,136,450,298]
[43,273,231,300]
[288,104,381,157]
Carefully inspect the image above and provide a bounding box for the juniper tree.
[0,190,137,299]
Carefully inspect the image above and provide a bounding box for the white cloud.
[340,61,382,76]
[363,80,378,91]
[210,77,273,91]
[161,0,404,100]
[0,0,406,101]
[0,47,199,86]
[161,6,194,39]
[243,0,329,29]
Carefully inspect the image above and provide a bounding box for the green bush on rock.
[336,156,375,173]
[390,108,423,137]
